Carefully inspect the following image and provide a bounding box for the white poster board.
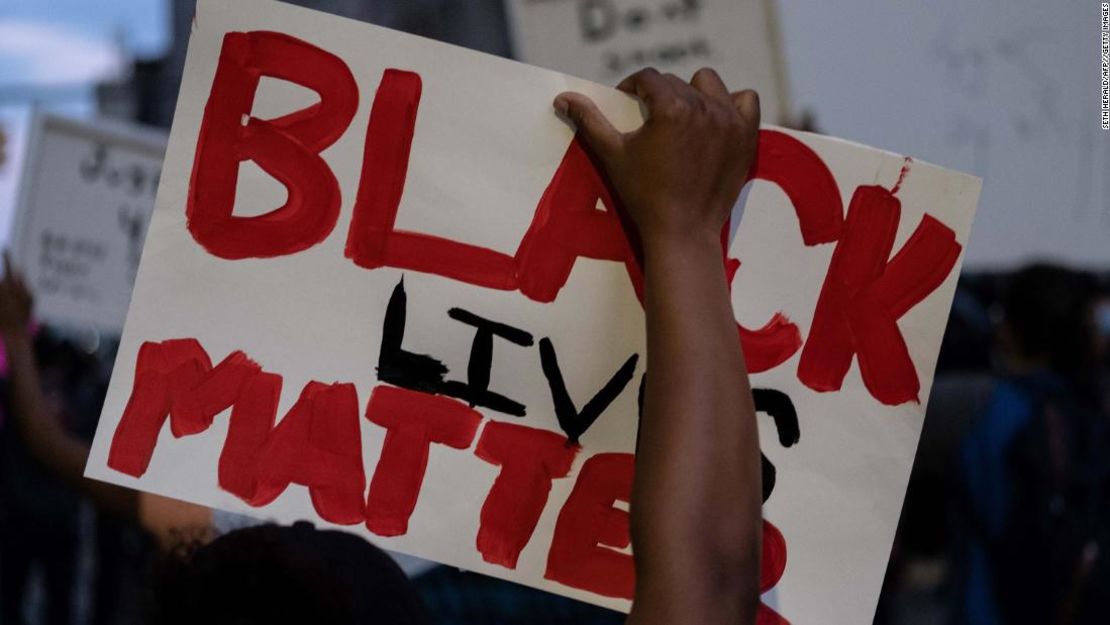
[0,109,33,248]
[12,113,166,332]
[85,1,980,622]
[504,0,790,124]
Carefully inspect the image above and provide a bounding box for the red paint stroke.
[760,519,787,592]
[722,130,844,372]
[545,452,635,600]
[851,214,962,404]
[515,136,644,303]
[747,130,844,246]
[799,185,899,398]
[725,254,804,374]
[188,31,358,259]
[190,58,644,305]
[890,157,913,196]
[107,339,259,477]
[251,381,366,525]
[798,185,961,405]
[110,337,797,612]
[169,349,260,436]
[348,84,645,303]
[107,340,363,523]
[363,386,483,536]
[736,316,804,374]
[219,371,282,502]
[107,338,284,502]
[756,520,791,625]
[107,342,179,477]
[757,604,791,625]
[474,421,578,568]
[346,69,519,289]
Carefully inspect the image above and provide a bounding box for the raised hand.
[553,67,759,251]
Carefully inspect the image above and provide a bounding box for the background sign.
[85,1,980,622]
[775,1,1109,269]
[504,0,790,123]
[12,113,165,331]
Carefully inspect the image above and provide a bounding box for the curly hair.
[147,522,426,625]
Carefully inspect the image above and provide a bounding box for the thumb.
[730,89,761,127]
[554,93,622,160]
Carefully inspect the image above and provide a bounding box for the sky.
[0,0,169,105]
[0,1,168,242]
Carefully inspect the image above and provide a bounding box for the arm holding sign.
[0,255,138,518]
[556,68,762,625]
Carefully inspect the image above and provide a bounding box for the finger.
[553,92,623,159]
[615,68,676,110]
[690,67,730,103]
[731,89,761,126]
[13,270,27,296]
[3,252,26,296]
[662,73,700,104]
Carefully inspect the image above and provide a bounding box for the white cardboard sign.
[85,1,980,622]
[12,113,166,332]
[504,0,791,123]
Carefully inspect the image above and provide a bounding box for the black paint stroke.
[377,278,534,417]
[441,307,533,417]
[753,388,800,448]
[753,387,800,503]
[539,337,639,445]
[377,278,450,393]
[761,453,777,503]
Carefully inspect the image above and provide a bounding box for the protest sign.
[12,113,166,331]
[0,109,32,248]
[84,1,980,622]
[504,0,790,123]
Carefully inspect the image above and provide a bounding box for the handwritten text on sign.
[14,115,164,331]
[86,1,979,622]
[506,0,790,122]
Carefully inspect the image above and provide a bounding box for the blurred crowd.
[876,265,1110,625]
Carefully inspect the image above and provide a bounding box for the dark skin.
[0,253,137,519]
[1,66,761,624]
[556,67,762,625]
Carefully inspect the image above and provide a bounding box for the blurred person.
[0,329,97,625]
[0,67,767,625]
[1096,275,1110,373]
[953,264,1110,625]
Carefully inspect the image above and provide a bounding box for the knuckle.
[741,89,761,110]
[711,105,735,127]
[694,67,718,81]
[655,106,677,122]
[659,100,689,121]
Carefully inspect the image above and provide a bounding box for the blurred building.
[97,0,514,128]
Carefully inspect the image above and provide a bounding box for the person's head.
[1000,263,1098,382]
[149,522,425,625]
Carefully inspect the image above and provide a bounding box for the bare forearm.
[555,66,762,623]
[630,231,762,623]
[2,329,83,474]
[2,329,137,518]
